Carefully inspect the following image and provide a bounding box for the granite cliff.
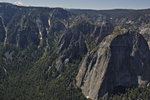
[76,31,150,100]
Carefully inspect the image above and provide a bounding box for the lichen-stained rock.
[76,31,150,100]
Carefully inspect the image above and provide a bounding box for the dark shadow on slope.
[98,31,150,98]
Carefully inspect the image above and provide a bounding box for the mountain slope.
[76,31,150,100]
[0,3,150,100]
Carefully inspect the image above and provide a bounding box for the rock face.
[55,22,114,71]
[76,31,150,100]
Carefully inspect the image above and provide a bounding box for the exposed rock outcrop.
[55,22,114,71]
[76,31,150,100]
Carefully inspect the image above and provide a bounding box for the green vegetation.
[108,85,150,100]
[0,43,86,100]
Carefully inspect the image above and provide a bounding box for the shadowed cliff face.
[76,31,150,100]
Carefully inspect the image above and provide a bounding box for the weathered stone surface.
[76,31,150,100]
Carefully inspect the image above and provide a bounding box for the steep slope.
[76,31,150,100]
[0,3,86,100]
[0,3,115,100]
[0,3,73,48]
